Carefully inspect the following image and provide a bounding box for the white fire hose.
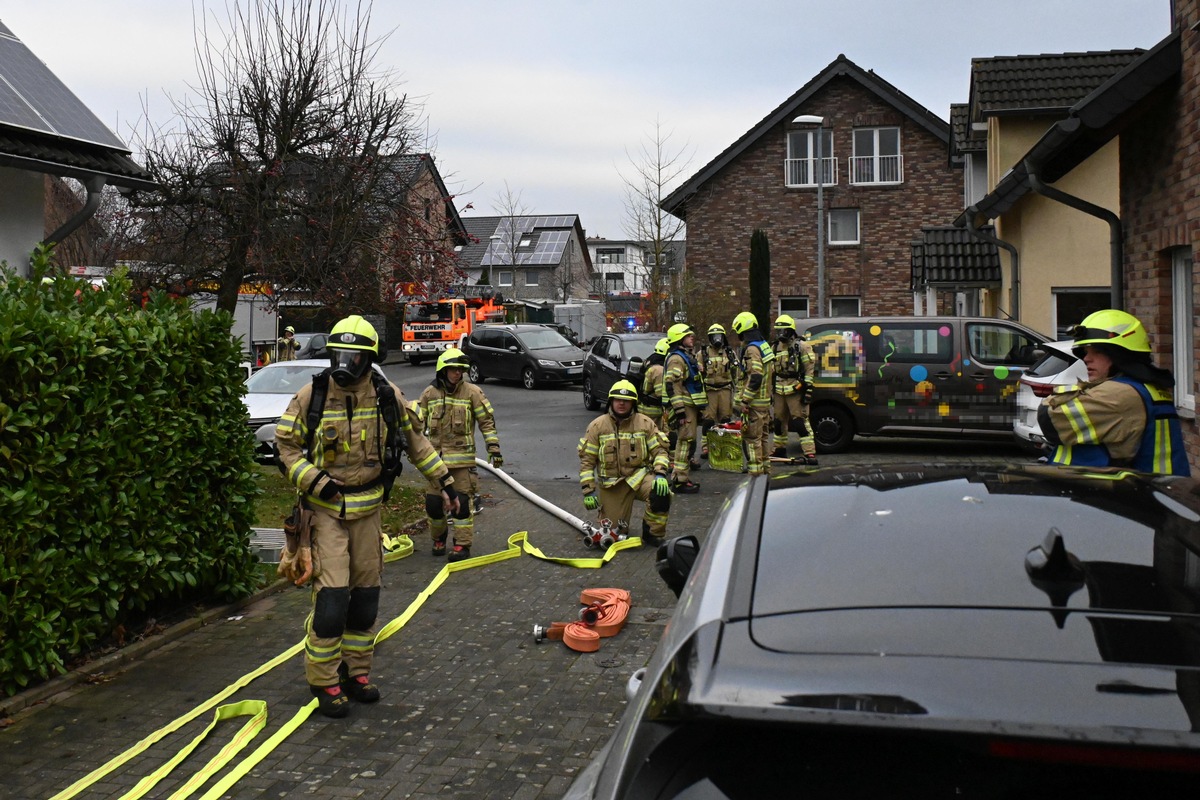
[474,458,625,547]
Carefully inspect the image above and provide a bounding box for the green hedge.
[0,265,262,696]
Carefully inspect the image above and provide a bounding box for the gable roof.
[0,22,153,189]
[661,54,950,219]
[958,30,1181,226]
[967,50,1145,119]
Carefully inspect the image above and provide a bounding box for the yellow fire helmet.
[655,338,670,356]
[1072,309,1151,353]
[436,347,471,372]
[329,315,379,354]
[707,323,726,336]
[773,314,797,331]
[666,323,694,345]
[608,379,639,403]
[731,311,758,335]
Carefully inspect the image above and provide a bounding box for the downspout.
[42,175,107,249]
[963,211,1021,319]
[1025,163,1123,310]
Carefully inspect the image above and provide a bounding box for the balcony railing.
[849,154,904,185]
[784,156,838,188]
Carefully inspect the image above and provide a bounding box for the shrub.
[0,259,261,696]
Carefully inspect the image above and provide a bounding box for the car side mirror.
[508,345,520,353]
[655,535,699,598]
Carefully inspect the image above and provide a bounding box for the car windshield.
[1026,347,1080,379]
[623,338,658,361]
[404,303,453,322]
[517,329,572,350]
[245,363,327,393]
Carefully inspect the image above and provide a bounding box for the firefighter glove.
[669,406,685,428]
[653,474,671,497]
[489,451,504,468]
[584,493,600,511]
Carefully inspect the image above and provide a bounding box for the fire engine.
[400,287,507,364]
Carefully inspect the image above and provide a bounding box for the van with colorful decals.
[795,317,1048,453]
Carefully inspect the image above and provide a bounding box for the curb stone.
[0,577,292,722]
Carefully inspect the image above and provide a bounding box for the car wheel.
[583,377,600,410]
[469,363,484,383]
[522,366,538,390]
[409,354,423,366]
[811,403,854,453]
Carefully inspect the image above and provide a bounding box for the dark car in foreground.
[582,332,663,410]
[461,323,586,389]
[566,463,1200,798]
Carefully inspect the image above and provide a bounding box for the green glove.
[583,493,600,510]
[653,475,671,496]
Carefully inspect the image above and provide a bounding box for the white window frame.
[779,296,809,318]
[785,129,836,188]
[524,270,539,287]
[497,270,513,287]
[850,127,903,185]
[1172,247,1196,414]
[828,209,860,245]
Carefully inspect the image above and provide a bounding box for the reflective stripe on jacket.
[665,349,708,409]
[417,380,499,469]
[578,411,670,494]
[736,340,775,408]
[1044,377,1190,476]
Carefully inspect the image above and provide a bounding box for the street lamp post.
[793,115,825,317]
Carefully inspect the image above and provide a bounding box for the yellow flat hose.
[47,530,642,800]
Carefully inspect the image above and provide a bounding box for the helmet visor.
[330,348,370,385]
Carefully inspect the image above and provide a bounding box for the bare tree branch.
[125,0,437,315]
[619,117,691,329]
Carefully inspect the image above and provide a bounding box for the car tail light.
[988,738,1200,773]
[1019,377,1054,398]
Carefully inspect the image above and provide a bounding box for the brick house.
[950,0,1198,473]
[660,55,961,320]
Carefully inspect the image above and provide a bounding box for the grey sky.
[2,1,1172,239]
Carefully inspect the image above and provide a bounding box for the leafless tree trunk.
[127,0,425,315]
[489,182,530,298]
[619,117,691,330]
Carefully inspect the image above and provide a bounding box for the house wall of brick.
[680,78,961,320]
[1120,4,1200,472]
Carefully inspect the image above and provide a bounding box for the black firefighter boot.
[338,662,381,703]
[641,520,663,547]
[310,683,351,718]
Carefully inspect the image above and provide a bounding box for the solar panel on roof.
[0,25,127,150]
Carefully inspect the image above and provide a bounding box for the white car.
[1012,340,1089,451]
[243,358,383,460]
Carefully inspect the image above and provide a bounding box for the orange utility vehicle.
[400,289,506,365]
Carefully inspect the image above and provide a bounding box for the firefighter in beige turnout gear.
[771,314,817,464]
[698,323,738,458]
[663,323,706,493]
[732,311,776,475]
[275,315,460,718]
[417,348,502,562]
[639,338,670,433]
[578,380,673,544]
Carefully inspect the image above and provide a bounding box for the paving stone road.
[0,431,1031,799]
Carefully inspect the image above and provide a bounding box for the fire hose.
[474,457,633,548]
[533,588,632,652]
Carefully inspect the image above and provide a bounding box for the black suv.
[462,324,586,389]
[581,332,662,410]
